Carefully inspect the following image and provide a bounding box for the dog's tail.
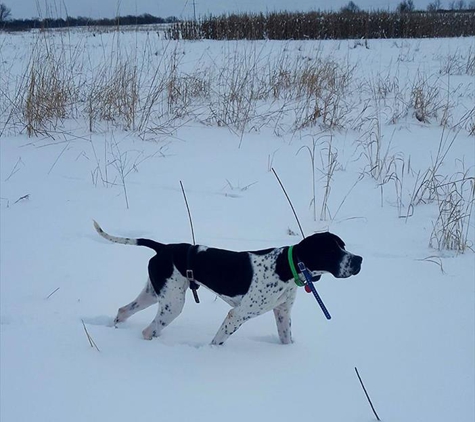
[93,220,164,252]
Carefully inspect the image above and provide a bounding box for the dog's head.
[295,232,362,278]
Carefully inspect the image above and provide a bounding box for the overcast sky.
[9,0,435,20]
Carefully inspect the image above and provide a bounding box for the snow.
[1,30,474,422]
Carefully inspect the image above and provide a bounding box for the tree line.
[0,9,178,31]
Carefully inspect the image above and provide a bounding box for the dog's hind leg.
[142,278,187,340]
[114,278,158,325]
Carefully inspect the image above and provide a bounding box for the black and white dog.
[94,221,362,345]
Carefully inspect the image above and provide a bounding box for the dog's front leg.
[273,301,294,344]
[211,309,254,346]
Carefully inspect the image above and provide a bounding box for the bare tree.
[0,3,11,22]
[340,1,361,13]
[427,0,442,11]
[397,0,415,12]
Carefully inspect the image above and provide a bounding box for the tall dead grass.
[429,175,474,252]
[24,41,78,136]
[2,31,474,142]
[86,60,138,132]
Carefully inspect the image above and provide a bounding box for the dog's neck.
[275,245,302,283]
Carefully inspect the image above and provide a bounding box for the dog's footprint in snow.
[81,315,115,327]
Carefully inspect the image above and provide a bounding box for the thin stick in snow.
[355,367,381,421]
[179,180,200,303]
[5,157,24,182]
[81,319,101,352]
[180,180,196,245]
[271,168,305,239]
[13,194,30,204]
[48,142,70,175]
[45,287,60,299]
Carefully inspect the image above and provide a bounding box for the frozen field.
[0,29,474,422]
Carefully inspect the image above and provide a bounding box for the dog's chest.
[241,252,293,310]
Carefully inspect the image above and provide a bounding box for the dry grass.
[410,73,443,124]
[439,47,475,77]
[86,60,138,132]
[2,31,473,141]
[319,136,339,221]
[429,174,475,252]
[24,45,77,136]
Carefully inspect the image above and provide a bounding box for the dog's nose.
[352,255,362,275]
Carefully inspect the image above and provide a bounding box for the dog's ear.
[298,232,346,256]
[334,234,345,249]
[321,232,346,249]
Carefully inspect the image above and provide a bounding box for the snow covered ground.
[0,30,474,422]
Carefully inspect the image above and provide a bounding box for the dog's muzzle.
[338,253,363,277]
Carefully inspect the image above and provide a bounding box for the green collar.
[288,245,304,287]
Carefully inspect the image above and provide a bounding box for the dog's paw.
[114,307,130,325]
[82,315,113,327]
[142,327,158,340]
